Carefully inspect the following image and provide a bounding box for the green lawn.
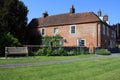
[0,57,120,80]
[0,54,93,64]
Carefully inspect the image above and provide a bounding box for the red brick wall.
[101,24,116,49]
[29,21,116,50]
[38,23,99,48]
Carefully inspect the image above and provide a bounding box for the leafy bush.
[42,36,52,46]
[35,47,47,56]
[42,35,61,46]
[52,47,65,56]
[52,35,61,46]
[51,47,68,56]
[95,49,111,55]
[34,47,90,56]
[46,47,53,56]
[67,50,76,56]
[0,33,21,56]
[29,50,36,56]
[52,49,59,56]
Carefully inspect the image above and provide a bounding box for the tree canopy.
[0,0,28,55]
[0,0,28,43]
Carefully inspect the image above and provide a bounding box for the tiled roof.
[29,12,101,27]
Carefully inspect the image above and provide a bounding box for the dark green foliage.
[34,47,90,56]
[67,50,76,56]
[0,33,21,56]
[0,0,28,55]
[53,47,66,56]
[42,35,61,46]
[52,35,61,46]
[0,0,28,43]
[42,36,52,46]
[35,47,53,56]
[28,32,42,45]
[95,49,111,55]
[35,47,47,56]
[56,47,65,56]
[46,47,53,56]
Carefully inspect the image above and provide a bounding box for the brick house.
[112,23,120,48]
[28,5,116,51]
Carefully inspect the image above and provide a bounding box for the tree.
[0,0,28,43]
[0,0,28,55]
[0,33,21,56]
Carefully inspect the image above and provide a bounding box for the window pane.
[71,26,75,33]
[54,28,59,35]
[78,39,85,46]
[42,29,45,35]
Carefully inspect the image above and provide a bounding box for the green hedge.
[95,49,111,55]
[34,47,90,56]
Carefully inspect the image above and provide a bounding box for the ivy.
[42,35,62,46]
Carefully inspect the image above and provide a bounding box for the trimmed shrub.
[46,47,53,56]
[52,47,64,56]
[67,50,76,56]
[34,47,90,56]
[35,47,47,56]
[51,47,68,56]
[95,49,111,55]
[58,47,69,56]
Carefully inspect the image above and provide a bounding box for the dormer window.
[70,25,76,34]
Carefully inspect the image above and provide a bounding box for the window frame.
[54,28,59,35]
[77,39,86,46]
[41,28,45,36]
[70,25,76,34]
[103,24,106,35]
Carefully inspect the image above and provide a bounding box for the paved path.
[0,54,120,68]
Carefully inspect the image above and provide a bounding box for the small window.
[107,27,109,36]
[41,28,45,35]
[103,24,106,35]
[70,25,76,34]
[54,28,59,35]
[111,30,116,38]
[78,39,85,46]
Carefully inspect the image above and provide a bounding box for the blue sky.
[21,0,120,25]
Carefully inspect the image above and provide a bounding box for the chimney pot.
[98,9,102,17]
[43,11,48,18]
[103,14,108,21]
[70,5,75,13]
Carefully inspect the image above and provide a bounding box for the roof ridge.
[38,12,94,19]
[29,11,101,28]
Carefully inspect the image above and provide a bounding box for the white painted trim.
[41,28,45,36]
[77,38,86,46]
[54,28,59,35]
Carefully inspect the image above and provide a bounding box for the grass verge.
[0,57,120,80]
[0,54,93,64]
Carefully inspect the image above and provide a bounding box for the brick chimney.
[70,5,75,13]
[98,9,102,17]
[103,14,108,21]
[42,11,48,18]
